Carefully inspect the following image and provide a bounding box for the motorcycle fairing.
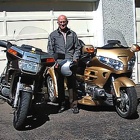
[84,66,111,88]
[83,47,135,87]
[88,48,135,73]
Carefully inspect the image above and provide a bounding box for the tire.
[46,75,56,102]
[13,91,32,130]
[115,87,138,119]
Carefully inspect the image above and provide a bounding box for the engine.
[85,84,106,99]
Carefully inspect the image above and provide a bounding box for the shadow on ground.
[21,102,59,131]
[20,98,140,131]
[78,98,140,120]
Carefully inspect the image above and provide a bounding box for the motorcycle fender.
[113,77,135,97]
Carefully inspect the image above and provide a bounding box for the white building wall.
[136,7,140,83]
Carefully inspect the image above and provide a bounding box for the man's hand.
[54,62,59,68]
[73,59,78,63]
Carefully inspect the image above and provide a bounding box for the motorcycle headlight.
[97,56,124,70]
[19,60,41,74]
[128,56,135,70]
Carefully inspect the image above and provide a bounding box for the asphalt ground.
[0,85,140,140]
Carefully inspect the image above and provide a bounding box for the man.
[47,15,81,114]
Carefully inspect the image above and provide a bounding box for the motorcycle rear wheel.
[115,87,138,119]
[13,91,31,130]
[46,75,56,102]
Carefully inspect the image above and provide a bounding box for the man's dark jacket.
[47,28,81,62]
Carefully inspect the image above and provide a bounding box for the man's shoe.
[70,100,79,114]
[58,105,65,113]
[71,106,79,114]
[58,102,65,113]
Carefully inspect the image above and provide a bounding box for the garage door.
[0,1,96,73]
[0,11,95,48]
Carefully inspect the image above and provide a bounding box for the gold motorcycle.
[46,29,140,118]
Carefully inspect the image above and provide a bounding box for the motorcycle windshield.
[103,29,128,48]
[15,26,49,52]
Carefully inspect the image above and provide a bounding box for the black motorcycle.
[0,26,55,130]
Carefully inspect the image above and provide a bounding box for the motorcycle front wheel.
[13,91,32,130]
[115,87,138,119]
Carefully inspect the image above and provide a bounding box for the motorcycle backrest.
[107,40,121,45]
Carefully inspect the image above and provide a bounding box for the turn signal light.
[8,48,18,56]
[82,45,95,54]
[46,58,55,63]
[86,47,94,53]
[130,44,140,52]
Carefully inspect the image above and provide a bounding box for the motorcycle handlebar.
[0,40,12,49]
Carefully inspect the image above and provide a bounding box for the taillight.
[46,58,55,63]
[7,48,18,56]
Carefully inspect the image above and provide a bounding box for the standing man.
[47,15,81,114]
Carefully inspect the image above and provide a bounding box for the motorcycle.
[0,26,55,130]
[46,29,140,118]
